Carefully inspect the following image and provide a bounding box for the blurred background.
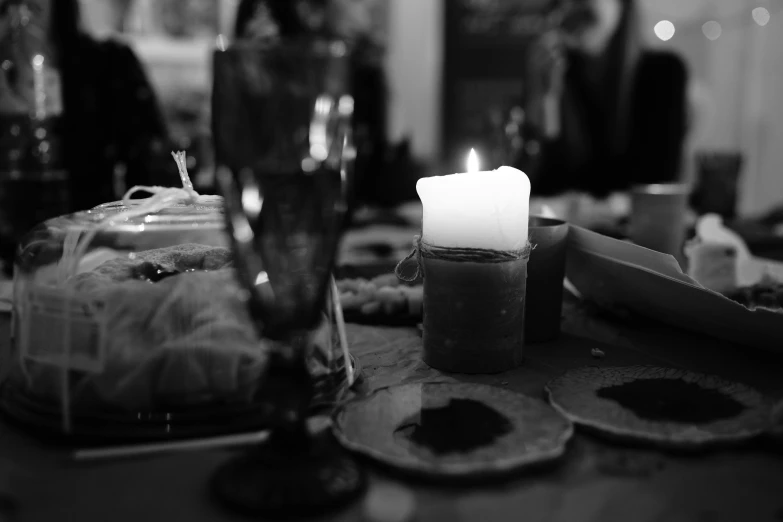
[2,0,782,224]
[70,0,780,215]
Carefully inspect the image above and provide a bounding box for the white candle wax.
[417,165,531,251]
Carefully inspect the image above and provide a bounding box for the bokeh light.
[654,20,676,41]
[752,7,771,26]
[702,21,722,40]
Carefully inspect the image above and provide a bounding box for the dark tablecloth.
[1,290,783,522]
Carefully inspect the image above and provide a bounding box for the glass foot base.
[211,433,367,518]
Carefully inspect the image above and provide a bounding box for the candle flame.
[467,149,479,173]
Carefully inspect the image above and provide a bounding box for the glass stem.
[259,329,315,433]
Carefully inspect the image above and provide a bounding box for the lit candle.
[412,150,533,374]
[417,150,531,251]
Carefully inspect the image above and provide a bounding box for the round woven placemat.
[334,382,573,478]
[545,366,771,449]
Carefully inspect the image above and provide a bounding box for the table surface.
[2,220,783,522]
[1,291,783,522]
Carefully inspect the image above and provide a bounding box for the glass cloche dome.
[2,185,354,443]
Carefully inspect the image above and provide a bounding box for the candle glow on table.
[416,150,531,251]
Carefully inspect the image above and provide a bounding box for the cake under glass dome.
[2,195,355,443]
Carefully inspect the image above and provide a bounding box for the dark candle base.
[422,256,528,374]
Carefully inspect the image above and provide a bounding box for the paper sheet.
[566,225,783,354]
[569,224,783,287]
[568,226,694,283]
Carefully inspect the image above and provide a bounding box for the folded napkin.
[687,213,783,289]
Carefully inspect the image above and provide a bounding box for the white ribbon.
[58,152,220,284]
[53,151,213,433]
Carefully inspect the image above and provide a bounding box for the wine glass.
[209,39,365,518]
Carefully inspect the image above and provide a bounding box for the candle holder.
[630,183,690,265]
[525,216,569,343]
[399,240,531,374]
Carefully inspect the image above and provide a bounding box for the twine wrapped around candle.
[395,235,533,282]
[395,235,533,374]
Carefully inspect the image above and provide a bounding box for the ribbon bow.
[58,151,220,283]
